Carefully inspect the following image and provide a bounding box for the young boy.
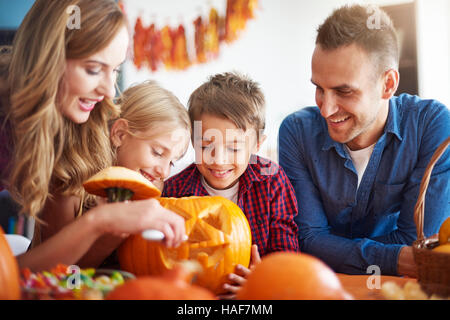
[163,72,299,298]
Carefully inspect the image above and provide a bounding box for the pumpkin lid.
[83,166,161,200]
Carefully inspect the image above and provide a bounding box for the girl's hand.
[218,244,261,300]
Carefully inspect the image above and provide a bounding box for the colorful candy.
[20,264,127,300]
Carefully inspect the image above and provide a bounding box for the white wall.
[416,0,450,105]
[122,0,450,175]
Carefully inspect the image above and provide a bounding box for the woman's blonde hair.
[6,0,126,218]
[113,80,190,146]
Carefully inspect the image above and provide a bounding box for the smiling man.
[279,4,450,277]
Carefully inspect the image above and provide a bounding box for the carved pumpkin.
[106,262,216,300]
[118,196,252,295]
[83,167,252,295]
[0,226,21,300]
[83,166,161,201]
[237,252,353,300]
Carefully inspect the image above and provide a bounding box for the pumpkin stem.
[106,188,135,203]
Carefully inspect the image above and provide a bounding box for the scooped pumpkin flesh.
[83,166,161,201]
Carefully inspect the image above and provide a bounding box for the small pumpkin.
[438,217,450,245]
[106,261,216,300]
[236,252,353,300]
[433,243,450,254]
[83,166,161,201]
[118,196,252,295]
[0,226,21,300]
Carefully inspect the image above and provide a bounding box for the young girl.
[0,0,186,271]
[110,80,191,194]
[41,80,191,268]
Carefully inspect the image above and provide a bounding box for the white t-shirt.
[201,176,240,204]
[345,143,376,189]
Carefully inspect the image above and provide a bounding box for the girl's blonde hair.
[6,0,126,218]
[113,80,190,145]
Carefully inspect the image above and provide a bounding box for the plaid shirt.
[163,155,299,256]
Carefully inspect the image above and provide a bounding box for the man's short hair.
[316,4,399,74]
[188,71,266,139]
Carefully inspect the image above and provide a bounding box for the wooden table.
[337,274,416,300]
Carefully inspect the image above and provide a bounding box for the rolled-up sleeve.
[279,114,405,275]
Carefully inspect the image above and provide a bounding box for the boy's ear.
[255,134,267,152]
[110,118,129,148]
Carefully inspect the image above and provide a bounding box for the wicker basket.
[412,136,450,297]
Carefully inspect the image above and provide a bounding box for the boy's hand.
[218,244,261,300]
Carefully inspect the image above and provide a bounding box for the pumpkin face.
[118,196,252,295]
[0,227,21,300]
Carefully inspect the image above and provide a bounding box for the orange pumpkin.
[118,196,252,295]
[0,226,21,300]
[237,252,353,300]
[106,262,216,300]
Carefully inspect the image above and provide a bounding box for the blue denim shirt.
[278,94,450,275]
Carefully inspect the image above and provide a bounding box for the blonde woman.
[0,0,186,271]
[42,80,192,268]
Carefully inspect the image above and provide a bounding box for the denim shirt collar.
[321,98,403,157]
[385,97,403,142]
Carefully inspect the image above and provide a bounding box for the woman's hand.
[94,198,186,248]
[218,244,261,300]
[17,198,186,272]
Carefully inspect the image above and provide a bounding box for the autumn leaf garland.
[129,0,258,72]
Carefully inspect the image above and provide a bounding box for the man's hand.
[397,246,418,278]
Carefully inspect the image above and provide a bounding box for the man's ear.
[382,69,399,100]
[110,118,129,148]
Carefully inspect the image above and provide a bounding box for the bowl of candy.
[20,264,135,300]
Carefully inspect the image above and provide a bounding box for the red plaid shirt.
[163,155,299,256]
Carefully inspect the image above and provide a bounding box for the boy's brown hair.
[188,71,265,139]
[316,4,399,75]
